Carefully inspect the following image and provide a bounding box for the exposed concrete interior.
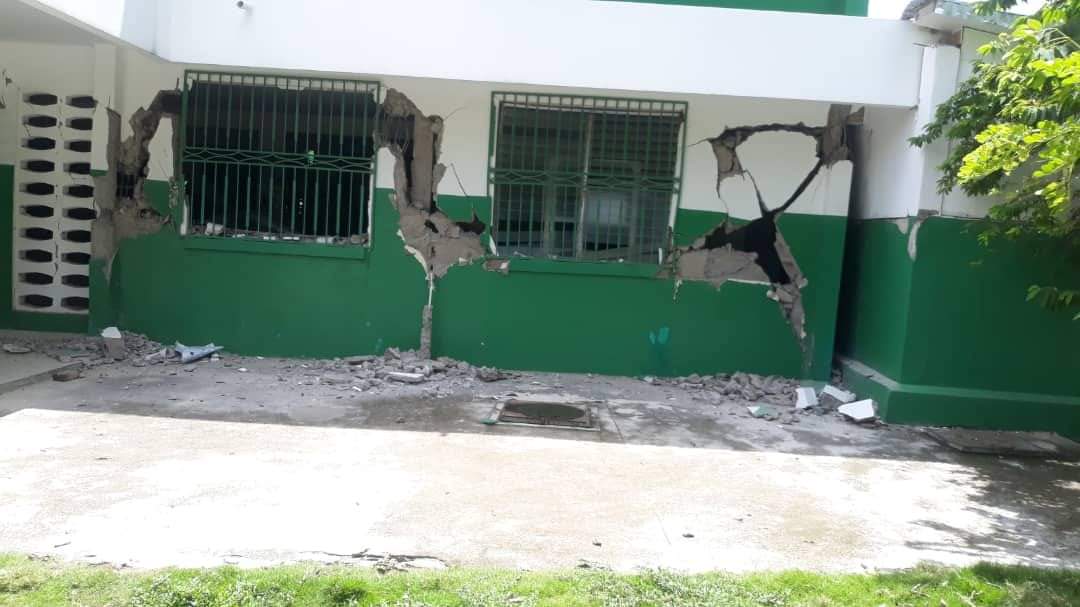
[664,106,861,342]
[91,90,178,277]
[377,88,487,282]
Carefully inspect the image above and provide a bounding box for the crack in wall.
[90,86,855,365]
[91,90,180,280]
[667,104,861,342]
[906,209,937,261]
[377,89,487,281]
[376,89,487,357]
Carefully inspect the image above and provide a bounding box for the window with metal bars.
[488,93,686,263]
[180,71,380,242]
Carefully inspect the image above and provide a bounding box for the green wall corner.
[837,217,914,379]
[841,357,1080,441]
[903,217,1080,396]
[839,215,1080,437]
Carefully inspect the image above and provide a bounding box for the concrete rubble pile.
[1,329,167,368]
[6,325,879,423]
[651,370,879,425]
[269,347,512,397]
[643,371,802,405]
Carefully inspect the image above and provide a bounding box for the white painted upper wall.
[28,0,158,50]
[23,0,934,107]
[940,26,997,218]
[0,39,96,166]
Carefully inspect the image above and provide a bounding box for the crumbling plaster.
[663,105,860,341]
[65,54,858,360]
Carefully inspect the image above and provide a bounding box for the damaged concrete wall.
[91,92,178,276]
[664,105,859,341]
[376,89,488,357]
[59,55,856,379]
[377,89,486,281]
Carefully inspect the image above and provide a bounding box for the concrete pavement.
[0,357,1077,572]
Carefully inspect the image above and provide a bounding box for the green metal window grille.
[180,71,380,242]
[488,93,687,263]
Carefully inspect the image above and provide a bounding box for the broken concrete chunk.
[386,371,425,384]
[821,385,856,404]
[795,387,818,410]
[175,342,223,364]
[2,344,32,354]
[475,367,509,382]
[747,405,780,420]
[51,368,81,382]
[838,399,876,423]
[345,355,376,366]
[101,327,125,360]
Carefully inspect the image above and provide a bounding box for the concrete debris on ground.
[642,371,802,405]
[100,327,125,359]
[1,332,498,399]
[747,405,782,420]
[174,343,224,364]
[387,371,426,384]
[6,328,876,422]
[838,399,877,423]
[648,370,878,427]
[51,369,81,382]
[0,331,166,369]
[475,366,512,382]
[199,347,509,398]
[822,385,857,404]
[795,387,818,410]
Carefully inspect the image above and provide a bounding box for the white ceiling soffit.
[7,0,158,50]
[0,0,110,45]
[10,0,934,107]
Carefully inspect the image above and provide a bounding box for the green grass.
[1,554,1078,606]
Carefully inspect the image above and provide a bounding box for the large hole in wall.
[666,105,861,343]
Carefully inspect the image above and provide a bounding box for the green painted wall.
[0,163,89,334]
[839,215,1080,438]
[87,179,848,379]
[610,0,868,16]
[91,188,427,357]
[837,218,913,380]
[903,217,1080,395]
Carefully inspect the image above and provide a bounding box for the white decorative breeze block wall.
[12,90,96,314]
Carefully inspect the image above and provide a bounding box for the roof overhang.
[7,0,935,108]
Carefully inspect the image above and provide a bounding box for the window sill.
[492,257,661,279]
[182,236,369,260]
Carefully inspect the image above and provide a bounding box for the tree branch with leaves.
[911,0,1080,318]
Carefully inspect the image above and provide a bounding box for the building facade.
[1,0,1076,437]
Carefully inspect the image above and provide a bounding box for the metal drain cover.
[496,400,594,429]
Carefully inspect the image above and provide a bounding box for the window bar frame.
[487,91,688,264]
